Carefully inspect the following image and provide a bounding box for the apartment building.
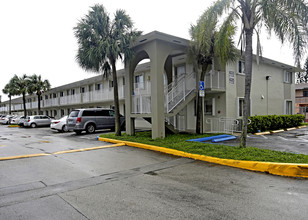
[0,31,300,138]
[295,83,308,122]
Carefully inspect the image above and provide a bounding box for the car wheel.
[30,123,37,128]
[86,124,95,134]
[62,125,68,132]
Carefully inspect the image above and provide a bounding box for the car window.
[109,110,115,117]
[82,110,96,117]
[95,110,109,116]
[69,110,79,117]
[42,116,49,119]
[34,116,40,119]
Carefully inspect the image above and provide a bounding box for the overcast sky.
[0,0,301,101]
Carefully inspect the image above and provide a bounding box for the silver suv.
[66,108,125,134]
[24,115,52,128]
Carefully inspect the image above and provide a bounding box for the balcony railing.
[205,70,225,90]
[296,96,308,104]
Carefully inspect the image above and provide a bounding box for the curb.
[254,125,307,135]
[98,137,308,178]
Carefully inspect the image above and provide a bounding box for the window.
[96,83,101,90]
[45,95,48,100]
[238,61,245,74]
[53,93,57,98]
[80,87,85,93]
[95,110,110,116]
[66,90,70,96]
[82,110,96,117]
[238,98,244,117]
[109,80,114,89]
[135,75,144,89]
[61,109,65,116]
[71,89,75,95]
[204,98,215,115]
[60,91,64,97]
[304,91,308,97]
[285,101,292,114]
[284,71,292,83]
[89,85,93,92]
[176,65,186,79]
[54,110,57,116]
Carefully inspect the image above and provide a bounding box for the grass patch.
[101,131,308,164]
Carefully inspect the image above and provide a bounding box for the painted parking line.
[278,136,288,141]
[260,135,268,139]
[0,143,125,161]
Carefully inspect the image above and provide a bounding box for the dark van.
[66,108,125,134]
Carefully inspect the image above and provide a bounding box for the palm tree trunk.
[111,61,121,136]
[38,94,41,114]
[22,93,27,117]
[196,63,209,134]
[9,95,11,115]
[240,30,253,147]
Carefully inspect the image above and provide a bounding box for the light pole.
[266,76,271,115]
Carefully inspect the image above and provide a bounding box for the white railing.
[165,72,196,113]
[205,71,225,90]
[44,98,60,107]
[206,117,240,134]
[131,95,151,114]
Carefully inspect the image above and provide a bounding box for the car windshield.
[69,110,79,117]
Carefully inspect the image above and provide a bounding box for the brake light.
[76,117,81,123]
[28,119,30,122]
[54,121,60,124]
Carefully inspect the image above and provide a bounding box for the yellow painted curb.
[297,125,307,129]
[8,125,19,128]
[98,137,308,178]
[270,129,284,134]
[285,127,297,131]
[254,131,271,135]
[0,143,124,161]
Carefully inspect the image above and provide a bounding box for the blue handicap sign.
[199,81,205,90]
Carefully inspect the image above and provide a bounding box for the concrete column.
[125,62,135,136]
[149,41,167,139]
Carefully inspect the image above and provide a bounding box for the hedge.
[247,114,305,133]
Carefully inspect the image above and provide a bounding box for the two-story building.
[295,83,308,122]
[0,31,300,138]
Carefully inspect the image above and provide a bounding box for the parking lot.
[1,125,308,219]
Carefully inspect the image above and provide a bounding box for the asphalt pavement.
[0,125,308,219]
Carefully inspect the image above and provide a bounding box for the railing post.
[183,80,186,101]
[140,95,143,114]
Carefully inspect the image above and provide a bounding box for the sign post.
[199,81,205,133]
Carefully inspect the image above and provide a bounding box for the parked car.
[50,116,69,132]
[66,108,125,134]
[10,116,24,125]
[23,115,52,128]
[0,115,14,125]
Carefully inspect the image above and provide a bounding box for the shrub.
[248,114,305,133]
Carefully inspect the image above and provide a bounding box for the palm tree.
[189,6,237,134]
[29,74,51,114]
[11,74,31,117]
[2,78,18,114]
[74,4,141,136]
[205,0,308,147]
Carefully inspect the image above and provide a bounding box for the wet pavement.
[219,127,308,155]
[0,125,308,219]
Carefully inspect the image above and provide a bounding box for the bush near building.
[248,115,305,133]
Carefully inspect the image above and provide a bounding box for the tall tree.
[205,0,308,147]
[11,74,31,117]
[29,74,51,114]
[2,78,18,114]
[74,4,141,136]
[189,5,237,134]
